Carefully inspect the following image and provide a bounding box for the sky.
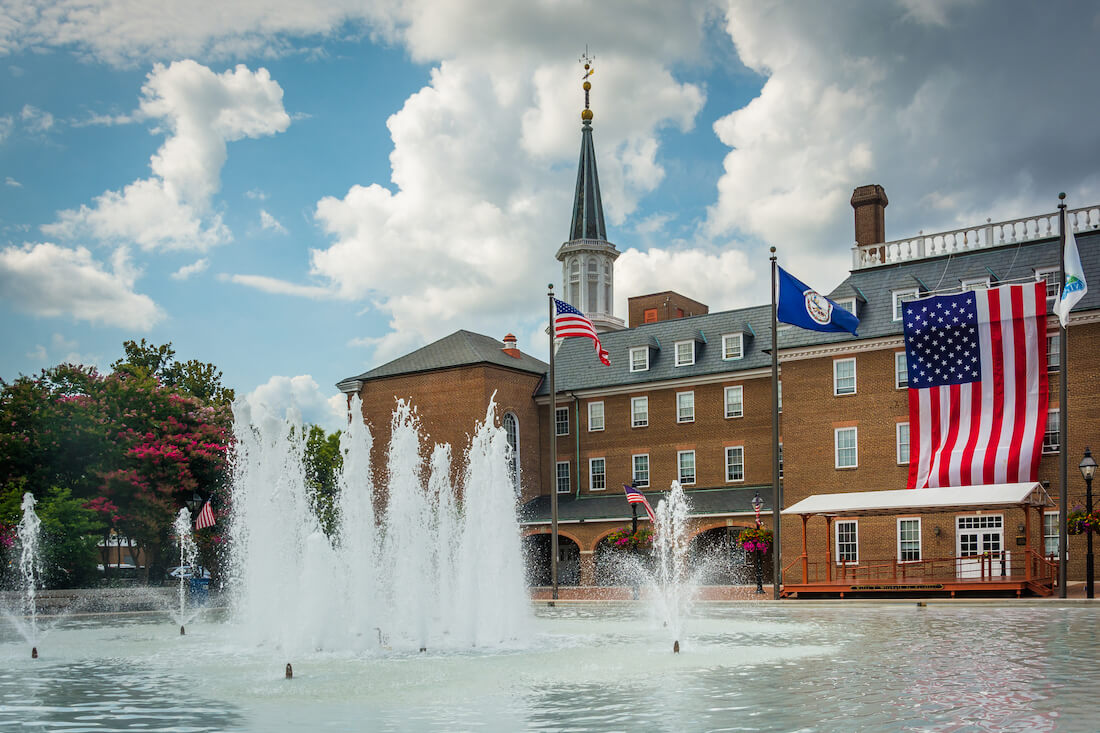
[1,0,1098,430]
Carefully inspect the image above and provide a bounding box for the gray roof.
[339,330,548,387]
[539,228,1099,394]
[520,485,773,524]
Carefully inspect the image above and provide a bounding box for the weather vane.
[579,46,595,115]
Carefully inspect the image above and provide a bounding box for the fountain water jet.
[17,493,43,655]
[228,395,530,654]
[652,481,693,650]
[172,508,199,634]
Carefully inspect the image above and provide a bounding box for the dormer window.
[1035,267,1059,307]
[834,297,857,315]
[893,288,919,321]
[630,347,649,372]
[961,277,990,292]
[674,340,695,367]
[722,333,744,360]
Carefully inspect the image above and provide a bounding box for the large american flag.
[554,298,610,366]
[623,484,656,523]
[903,282,1048,489]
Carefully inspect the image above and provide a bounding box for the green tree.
[112,339,235,406]
[304,425,343,537]
[0,485,104,589]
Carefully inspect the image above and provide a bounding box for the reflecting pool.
[2,602,1097,732]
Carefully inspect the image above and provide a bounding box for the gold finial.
[579,47,595,121]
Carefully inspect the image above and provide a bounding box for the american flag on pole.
[903,282,1048,489]
[554,298,611,366]
[623,484,656,523]
[195,501,216,529]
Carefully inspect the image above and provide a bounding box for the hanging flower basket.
[603,526,653,552]
[1067,507,1100,535]
[738,526,773,553]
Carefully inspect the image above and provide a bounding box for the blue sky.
[2,1,1098,429]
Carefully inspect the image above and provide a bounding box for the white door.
[956,515,1005,578]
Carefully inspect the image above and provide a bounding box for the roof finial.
[579,46,594,123]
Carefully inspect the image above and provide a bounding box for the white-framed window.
[631,396,649,428]
[676,391,695,423]
[678,450,696,485]
[675,340,695,367]
[896,422,910,465]
[777,380,782,412]
[961,277,990,291]
[503,411,520,493]
[1043,409,1059,453]
[725,446,744,482]
[588,401,604,432]
[632,454,650,487]
[1036,267,1060,307]
[555,406,569,436]
[1047,334,1060,371]
[834,297,857,315]
[724,385,743,418]
[834,358,856,395]
[722,333,744,360]
[835,427,858,468]
[893,288,919,321]
[1044,511,1060,557]
[898,517,921,562]
[778,442,784,480]
[589,457,606,491]
[836,519,858,564]
[895,352,908,389]
[630,346,649,372]
[556,461,570,494]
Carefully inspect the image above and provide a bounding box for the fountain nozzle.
[180,625,185,635]
[285,663,293,679]
[673,640,680,654]
[31,647,37,659]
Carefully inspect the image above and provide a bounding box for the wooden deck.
[781,551,1058,599]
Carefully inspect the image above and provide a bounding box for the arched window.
[602,261,612,315]
[503,411,520,494]
[587,258,598,312]
[569,259,580,306]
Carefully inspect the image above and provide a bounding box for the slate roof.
[338,330,548,389]
[538,229,1100,395]
[519,485,773,524]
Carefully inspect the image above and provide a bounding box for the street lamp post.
[1080,447,1097,599]
[751,491,764,594]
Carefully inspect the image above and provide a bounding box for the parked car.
[165,565,210,580]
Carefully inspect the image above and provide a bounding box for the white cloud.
[20,104,54,133]
[43,60,290,252]
[171,258,209,280]
[707,1,1100,288]
[260,209,287,234]
[615,247,756,315]
[245,189,267,200]
[0,242,162,329]
[4,176,20,187]
[0,115,12,142]
[244,374,347,431]
[225,273,335,299]
[26,344,46,361]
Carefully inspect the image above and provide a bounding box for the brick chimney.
[851,184,889,246]
[501,333,521,359]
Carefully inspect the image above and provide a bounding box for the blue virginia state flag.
[776,266,860,336]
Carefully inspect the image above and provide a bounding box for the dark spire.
[569,52,607,242]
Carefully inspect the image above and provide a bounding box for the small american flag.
[623,484,656,523]
[195,501,216,530]
[554,298,610,366]
[903,282,1048,488]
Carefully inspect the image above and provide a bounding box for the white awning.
[782,482,1052,517]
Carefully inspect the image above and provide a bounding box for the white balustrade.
[852,205,1100,269]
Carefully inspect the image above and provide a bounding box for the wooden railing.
[785,549,1057,587]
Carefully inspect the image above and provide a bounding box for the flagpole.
[548,285,560,601]
[770,247,782,600]
[1058,194,1068,598]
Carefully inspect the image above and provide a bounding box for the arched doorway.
[522,533,581,586]
[689,526,773,586]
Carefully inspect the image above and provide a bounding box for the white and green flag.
[1054,226,1087,328]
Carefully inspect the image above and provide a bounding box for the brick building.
[338,76,1100,595]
